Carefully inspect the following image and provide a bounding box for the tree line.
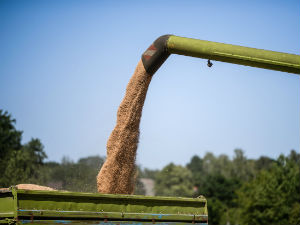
[1,110,299,225]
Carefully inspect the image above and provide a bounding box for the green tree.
[45,156,104,192]
[201,173,241,207]
[187,155,204,174]
[2,138,47,186]
[0,110,22,175]
[139,168,159,180]
[187,155,204,192]
[207,197,227,225]
[288,149,300,164]
[0,110,48,187]
[199,173,241,225]
[254,156,275,171]
[231,149,254,181]
[155,163,193,197]
[237,153,300,225]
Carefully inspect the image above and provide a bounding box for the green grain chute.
[142,35,300,75]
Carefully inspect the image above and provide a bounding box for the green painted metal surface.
[14,220,209,225]
[167,35,300,74]
[0,187,208,225]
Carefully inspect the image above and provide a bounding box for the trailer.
[0,187,208,225]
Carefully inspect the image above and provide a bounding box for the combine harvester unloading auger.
[143,35,300,75]
[97,34,300,195]
[1,35,299,225]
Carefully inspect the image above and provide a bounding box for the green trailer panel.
[13,220,208,225]
[0,187,208,225]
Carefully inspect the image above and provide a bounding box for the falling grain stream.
[97,60,152,194]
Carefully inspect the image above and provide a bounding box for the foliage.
[207,198,227,225]
[154,163,194,197]
[237,153,300,225]
[41,156,104,192]
[2,138,47,185]
[139,168,159,180]
[0,110,22,177]
[201,173,240,207]
[0,110,47,187]
[0,110,22,158]
[187,153,243,225]
[175,150,299,225]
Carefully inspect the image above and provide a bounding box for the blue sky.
[0,0,299,169]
